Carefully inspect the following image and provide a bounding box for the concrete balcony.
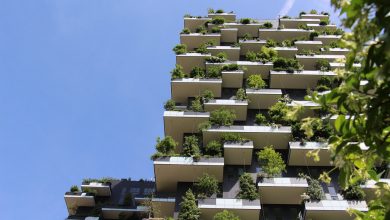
[330,62,361,71]
[163,111,210,148]
[294,40,323,52]
[286,100,320,119]
[151,197,176,219]
[154,157,224,192]
[204,99,248,121]
[239,39,267,56]
[101,206,148,219]
[208,13,236,22]
[321,48,350,56]
[269,70,336,89]
[207,46,240,61]
[314,35,342,45]
[221,70,244,88]
[307,24,337,31]
[223,141,253,165]
[176,53,211,74]
[288,142,331,166]
[223,23,263,38]
[246,89,282,109]
[203,125,291,149]
[279,18,320,29]
[258,29,313,42]
[180,33,221,50]
[274,47,299,58]
[206,61,273,79]
[300,14,329,20]
[258,178,308,204]
[198,198,261,220]
[171,78,222,104]
[64,192,95,215]
[184,17,211,32]
[304,200,368,220]
[81,182,111,197]
[360,179,390,202]
[296,54,345,70]
[220,28,238,43]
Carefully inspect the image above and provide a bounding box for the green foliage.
[190,67,205,78]
[195,173,219,198]
[215,9,224,13]
[315,59,331,71]
[242,33,252,41]
[221,133,246,143]
[178,189,200,220]
[181,28,191,34]
[262,22,273,29]
[171,64,187,79]
[205,53,227,63]
[70,185,79,192]
[204,140,222,157]
[190,97,203,112]
[211,17,225,25]
[309,9,318,14]
[298,49,318,56]
[240,18,251,24]
[183,135,201,158]
[319,20,329,26]
[235,88,247,101]
[309,31,319,40]
[273,57,303,73]
[152,136,177,159]
[173,44,187,55]
[298,24,311,30]
[195,41,215,54]
[299,11,306,16]
[307,178,324,201]
[222,64,239,71]
[213,210,240,220]
[341,184,366,201]
[208,8,215,14]
[246,75,266,89]
[211,27,221,33]
[246,46,278,63]
[315,76,332,92]
[255,113,267,125]
[82,177,117,184]
[123,193,133,206]
[282,15,291,19]
[202,90,214,102]
[164,99,176,111]
[206,66,222,78]
[210,108,236,126]
[268,102,290,125]
[237,173,258,201]
[281,40,293,47]
[265,39,277,48]
[195,26,207,34]
[257,146,286,177]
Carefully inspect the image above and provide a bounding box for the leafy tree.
[255,113,267,125]
[181,28,191,34]
[315,59,331,71]
[265,39,277,48]
[213,210,240,220]
[151,136,177,159]
[173,44,187,55]
[202,90,214,103]
[206,66,222,78]
[307,178,324,201]
[190,97,203,112]
[257,146,286,177]
[222,64,239,71]
[70,185,79,192]
[262,22,273,29]
[183,135,201,158]
[178,189,200,220]
[246,75,266,89]
[164,99,176,111]
[240,18,251,24]
[195,173,219,198]
[268,102,289,125]
[211,17,225,25]
[195,25,207,34]
[235,88,247,101]
[190,67,205,78]
[273,57,303,73]
[210,108,236,126]
[221,133,245,143]
[171,64,186,79]
[341,184,366,201]
[204,140,222,157]
[237,173,258,201]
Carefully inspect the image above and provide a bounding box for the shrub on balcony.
[273,57,303,73]
[206,53,227,63]
[315,76,332,92]
[70,185,79,192]
[173,44,187,55]
[246,47,278,63]
[315,59,331,71]
[281,39,294,47]
[178,189,201,220]
[319,20,329,26]
[171,64,187,79]
[215,9,224,13]
[210,108,236,126]
[268,102,290,125]
[221,133,246,143]
[164,99,176,111]
[235,88,247,101]
[222,63,239,71]
[309,9,318,14]
[195,26,207,34]
[307,178,325,201]
[257,146,286,177]
[292,118,332,142]
[206,66,222,78]
[202,90,214,102]
[262,22,273,29]
[240,18,251,24]
[195,173,219,198]
[181,28,191,34]
[195,40,215,54]
[151,136,177,159]
[211,17,225,25]
[309,31,319,40]
[282,15,291,19]
[208,8,215,13]
[204,140,222,157]
[247,75,267,89]
[183,135,201,159]
[265,39,277,48]
[190,97,203,112]
[333,28,344,35]
[298,49,319,56]
[299,11,306,16]
[341,184,366,201]
[213,210,240,220]
[298,24,311,30]
[237,173,258,201]
[190,67,206,78]
[241,33,252,41]
[211,27,221,33]
[255,113,267,125]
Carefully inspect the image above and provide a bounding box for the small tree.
[268,102,289,125]
[195,173,219,198]
[211,17,225,25]
[164,99,176,111]
[315,59,331,71]
[151,136,177,159]
[183,135,201,158]
[178,189,201,220]
[221,133,245,143]
[213,210,240,220]
[190,97,203,112]
[173,44,187,55]
[255,113,267,125]
[257,146,286,177]
[235,88,247,101]
[246,75,266,89]
[210,108,236,126]
[206,66,222,78]
[70,185,79,192]
[202,90,214,102]
[237,173,258,201]
[204,140,222,157]
[341,184,366,201]
[190,67,205,78]
[171,64,186,79]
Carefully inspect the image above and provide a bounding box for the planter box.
[176,53,211,74]
[207,46,240,61]
[202,125,291,149]
[239,39,267,56]
[287,100,320,119]
[171,78,222,104]
[294,40,323,52]
[304,200,368,220]
[224,23,263,38]
[81,182,111,197]
[246,89,282,109]
[296,54,345,70]
[204,99,248,121]
[64,192,95,215]
[258,178,308,204]
[288,142,331,166]
[198,198,261,220]
[274,47,299,58]
[269,70,336,89]
[259,29,313,42]
[180,33,221,50]
[206,61,273,79]
[279,18,320,29]
[314,35,342,45]
[223,141,253,165]
[208,13,236,22]
[221,70,244,88]
[307,24,337,31]
[164,111,210,149]
[154,157,224,192]
[321,48,350,56]
[300,14,329,20]
[220,28,238,43]
[184,17,211,32]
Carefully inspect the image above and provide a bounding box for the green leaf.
[335,115,345,132]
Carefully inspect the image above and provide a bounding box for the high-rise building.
[64,9,389,220]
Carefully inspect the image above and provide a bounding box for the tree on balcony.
[183,135,201,160]
[151,136,177,159]
[204,140,222,157]
[178,189,201,220]
[213,210,240,220]
[237,173,258,201]
[195,173,219,198]
[246,75,266,89]
[341,184,366,201]
[257,146,286,177]
[210,108,236,126]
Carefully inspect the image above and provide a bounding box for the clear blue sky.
[0,0,334,219]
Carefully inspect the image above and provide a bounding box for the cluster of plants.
[173,44,187,55]
[194,173,219,198]
[314,76,333,92]
[246,75,267,89]
[260,22,273,29]
[341,184,366,201]
[221,63,240,71]
[211,27,221,33]
[205,52,227,63]
[245,46,278,63]
[315,59,331,71]
[322,41,344,51]
[171,65,186,79]
[183,14,203,19]
[221,132,248,143]
[257,146,286,178]
[240,18,256,24]
[195,40,215,54]
[82,177,117,184]
[213,210,240,220]
[240,33,254,41]
[299,10,329,16]
[208,9,229,14]
[273,57,303,73]
[299,173,325,201]
[297,49,320,56]
[319,19,330,26]
[291,118,333,142]
[189,90,215,112]
[70,185,79,192]
[268,101,292,125]
[170,64,223,80]
[181,28,191,34]
[178,189,200,220]
[195,25,207,34]
[211,17,225,25]
[298,24,313,30]
[236,173,259,200]
[150,136,178,159]
[310,28,344,40]
[235,88,247,101]
[182,135,201,160]
[164,99,178,111]
[210,107,236,126]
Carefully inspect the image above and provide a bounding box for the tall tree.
[178,189,201,220]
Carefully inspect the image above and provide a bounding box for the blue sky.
[0,0,334,219]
